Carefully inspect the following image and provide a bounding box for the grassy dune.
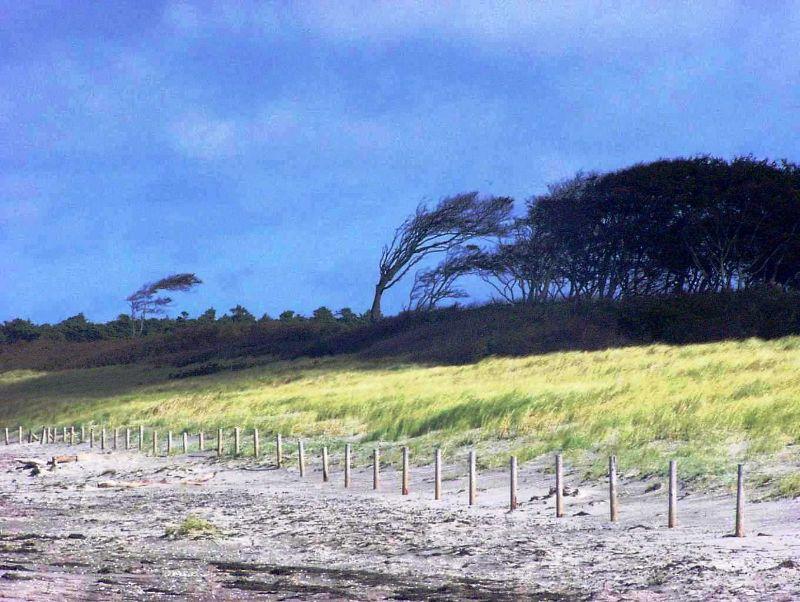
[2,337,800,493]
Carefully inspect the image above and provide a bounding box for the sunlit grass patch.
[2,336,800,491]
[164,515,219,539]
[777,473,800,498]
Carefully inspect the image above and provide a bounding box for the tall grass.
[2,336,800,488]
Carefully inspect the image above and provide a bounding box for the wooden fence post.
[253,429,259,458]
[510,455,518,511]
[322,446,329,482]
[125,428,130,450]
[402,446,409,495]
[556,453,564,518]
[217,428,223,457]
[113,428,119,450]
[276,434,283,468]
[18,426,23,445]
[434,448,442,501]
[373,448,380,490]
[139,425,144,450]
[4,428,7,445]
[468,450,477,506]
[101,427,107,451]
[81,425,86,444]
[609,455,619,522]
[167,431,173,455]
[152,430,158,456]
[735,463,745,537]
[41,426,46,445]
[182,431,188,454]
[28,428,33,444]
[89,427,95,448]
[298,440,306,477]
[199,431,204,452]
[344,444,352,488]
[668,460,677,528]
[63,426,68,444]
[69,426,75,446]
[234,427,241,456]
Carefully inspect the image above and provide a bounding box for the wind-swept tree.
[370,192,513,320]
[126,273,202,336]
[409,247,476,311]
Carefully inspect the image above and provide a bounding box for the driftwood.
[179,472,217,485]
[15,458,46,469]
[97,480,147,489]
[50,455,80,466]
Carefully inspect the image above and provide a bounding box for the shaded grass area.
[2,337,800,493]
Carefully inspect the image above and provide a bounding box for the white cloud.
[159,1,746,57]
[167,112,239,160]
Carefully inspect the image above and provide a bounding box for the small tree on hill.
[226,305,256,323]
[197,308,216,323]
[312,306,336,322]
[336,307,360,323]
[126,273,202,337]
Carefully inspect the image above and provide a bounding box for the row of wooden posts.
[5,425,747,537]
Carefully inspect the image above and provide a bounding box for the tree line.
[397,156,800,312]
[3,155,800,345]
[0,304,366,345]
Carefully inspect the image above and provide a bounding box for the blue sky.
[1,2,799,323]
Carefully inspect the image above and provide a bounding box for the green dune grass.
[2,336,800,493]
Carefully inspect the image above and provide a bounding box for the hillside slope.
[2,335,800,495]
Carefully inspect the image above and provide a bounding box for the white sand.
[1,440,799,600]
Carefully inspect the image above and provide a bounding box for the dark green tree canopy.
[431,156,800,305]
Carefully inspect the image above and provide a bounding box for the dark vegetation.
[411,156,800,308]
[3,156,800,372]
[2,288,800,373]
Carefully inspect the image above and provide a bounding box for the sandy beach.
[1,440,798,600]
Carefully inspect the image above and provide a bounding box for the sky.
[1,1,799,323]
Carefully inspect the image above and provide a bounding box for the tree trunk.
[129,302,137,338]
[370,284,384,321]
